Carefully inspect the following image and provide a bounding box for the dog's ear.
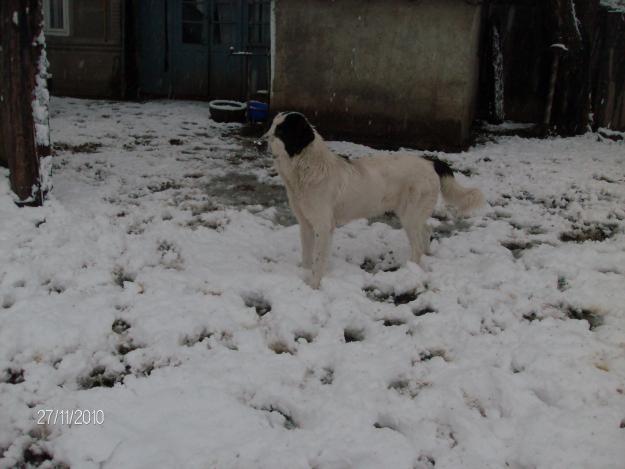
[274,113,315,157]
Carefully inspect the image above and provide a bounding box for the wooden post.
[0,0,51,205]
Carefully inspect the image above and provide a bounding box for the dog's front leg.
[290,203,314,269]
[299,220,314,269]
[310,220,333,289]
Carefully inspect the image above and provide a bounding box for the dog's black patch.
[422,154,454,179]
[274,112,315,157]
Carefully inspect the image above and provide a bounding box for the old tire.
[209,100,247,123]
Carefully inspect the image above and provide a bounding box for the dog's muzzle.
[253,131,271,153]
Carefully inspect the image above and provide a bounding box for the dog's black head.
[273,112,315,157]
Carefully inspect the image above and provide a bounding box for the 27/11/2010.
[36,409,104,425]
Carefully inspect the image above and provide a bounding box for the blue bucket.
[248,100,269,123]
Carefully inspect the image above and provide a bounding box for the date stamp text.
[36,409,104,426]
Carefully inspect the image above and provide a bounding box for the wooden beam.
[0,0,51,205]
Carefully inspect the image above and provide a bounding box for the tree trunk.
[478,0,603,136]
[478,1,552,125]
[590,6,625,131]
[548,0,599,135]
[0,0,51,205]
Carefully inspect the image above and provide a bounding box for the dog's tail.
[423,155,485,215]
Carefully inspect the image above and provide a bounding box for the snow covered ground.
[1,98,624,469]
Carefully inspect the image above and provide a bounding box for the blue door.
[136,0,171,96]
[242,0,271,98]
[172,0,210,97]
[210,0,270,100]
[136,0,270,100]
[209,0,244,100]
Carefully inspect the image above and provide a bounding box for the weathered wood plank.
[0,0,50,204]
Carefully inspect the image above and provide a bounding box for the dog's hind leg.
[420,224,433,255]
[398,190,438,265]
[401,217,427,264]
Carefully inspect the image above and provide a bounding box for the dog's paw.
[406,260,429,274]
[306,276,321,290]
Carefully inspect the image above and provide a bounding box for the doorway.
[136,0,270,100]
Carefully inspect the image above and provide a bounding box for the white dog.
[265,112,485,289]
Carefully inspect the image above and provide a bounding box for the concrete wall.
[271,0,482,150]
